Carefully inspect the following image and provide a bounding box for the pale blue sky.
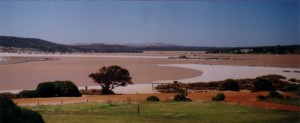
[0,1,299,47]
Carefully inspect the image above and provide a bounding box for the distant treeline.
[206,45,300,54]
[0,36,85,53]
[1,36,299,54]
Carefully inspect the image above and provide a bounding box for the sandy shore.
[0,55,202,91]
[0,52,300,94]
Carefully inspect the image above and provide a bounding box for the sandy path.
[14,91,299,112]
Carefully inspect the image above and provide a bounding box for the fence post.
[38,101,39,106]
[61,100,63,105]
[137,104,140,116]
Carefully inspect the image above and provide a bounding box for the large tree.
[89,65,133,95]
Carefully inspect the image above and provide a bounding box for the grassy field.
[24,101,300,123]
[262,98,300,106]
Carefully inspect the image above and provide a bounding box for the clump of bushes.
[17,90,39,98]
[36,82,56,97]
[283,84,299,92]
[146,96,160,102]
[17,81,81,98]
[54,81,81,97]
[0,92,16,99]
[212,93,225,101]
[267,91,284,99]
[260,74,286,80]
[173,93,192,102]
[256,95,267,100]
[252,77,275,92]
[289,78,297,82]
[257,91,284,101]
[36,81,81,97]
[218,79,240,91]
[0,96,45,123]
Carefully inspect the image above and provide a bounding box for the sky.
[0,0,299,47]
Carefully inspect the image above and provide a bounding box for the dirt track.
[14,91,300,112]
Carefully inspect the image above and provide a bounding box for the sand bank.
[162,64,300,83]
[98,64,300,94]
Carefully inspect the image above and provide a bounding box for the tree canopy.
[89,65,133,95]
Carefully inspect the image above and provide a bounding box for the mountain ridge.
[0,36,299,54]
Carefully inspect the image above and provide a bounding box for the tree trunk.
[101,85,114,95]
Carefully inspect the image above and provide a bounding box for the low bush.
[267,91,283,99]
[283,84,299,92]
[0,96,44,123]
[212,93,225,101]
[54,81,81,97]
[173,94,192,102]
[218,79,240,91]
[289,78,297,82]
[252,77,275,92]
[17,90,39,98]
[260,74,286,80]
[146,96,160,102]
[36,82,56,97]
[0,92,16,99]
[256,95,266,100]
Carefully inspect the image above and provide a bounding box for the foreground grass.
[262,98,300,106]
[24,101,300,123]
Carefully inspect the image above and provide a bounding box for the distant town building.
[240,49,253,53]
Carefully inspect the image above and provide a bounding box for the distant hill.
[74,43,213,52]
[0,36,299,54]
[0,36,82,52]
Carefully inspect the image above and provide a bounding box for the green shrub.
[252,77,275,92]
[260,74,286,80]
[267,91,283,99]
[283,84,299,92]
[146,96,160,102]
[289,78,297,82]
[0,96,44,123]
[173,94,192,102]
[54,81,81,97]
[218,79,240,91]
[256,95,266,100]
[0,92,16,99]
[17,90,39,98]
[212,93,225,101]
[36,82,56,97]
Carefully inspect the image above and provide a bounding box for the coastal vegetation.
[5,81,82,99]
[218,79,240,91]
[88,65,133,95]
[146,96,160,102]
[155,74,299,93]
[0,96,44,123]
[212,93,225,101]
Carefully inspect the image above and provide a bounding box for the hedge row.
[17,81,81,98]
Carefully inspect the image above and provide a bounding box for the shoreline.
[2,63,300,94]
